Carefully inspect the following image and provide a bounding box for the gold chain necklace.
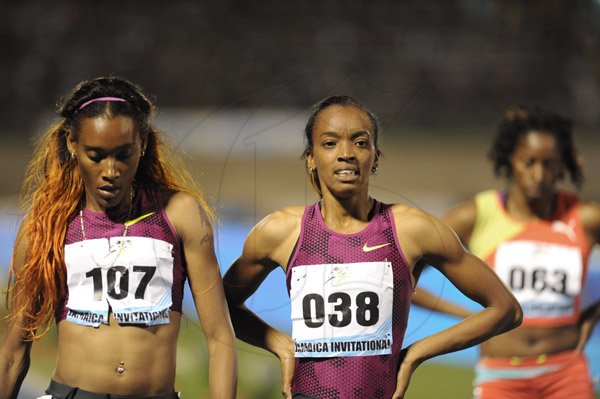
[79,190,134,268]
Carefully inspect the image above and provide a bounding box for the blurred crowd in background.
[1,2,599,397]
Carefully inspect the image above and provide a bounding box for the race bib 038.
[290,261,394,358]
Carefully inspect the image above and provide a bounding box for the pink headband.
[78,96,127,110]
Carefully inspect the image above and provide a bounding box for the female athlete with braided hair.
[0,77,236,398]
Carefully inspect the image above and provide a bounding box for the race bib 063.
[290,261,394,357]
[64,236,174,327]
[494,240,583,319]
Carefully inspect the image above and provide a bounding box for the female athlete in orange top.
[443,106,600,398]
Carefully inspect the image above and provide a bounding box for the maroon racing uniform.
[286,201,412,398]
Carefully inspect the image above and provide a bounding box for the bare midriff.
[53,311,181,395]
[480,323,579,358]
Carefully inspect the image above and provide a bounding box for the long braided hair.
[7,76,212,338]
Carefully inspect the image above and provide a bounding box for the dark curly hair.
[488,106,583,189]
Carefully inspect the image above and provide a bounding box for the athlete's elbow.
[206,326,237,354]
[510,301,523,330]
[224,291,246,311]
[222,280,244,309]
[500,297,523,333]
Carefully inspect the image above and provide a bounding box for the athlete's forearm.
[206,332,237,399]
[403,304,520,367]
[228,304,292,359]
[0,344,31,399]
[412,287,473,319]
[0,319,33,399]
[228,304,295,398]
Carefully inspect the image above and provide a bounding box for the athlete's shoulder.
[270,205,306,219]
[472,189,506,218]
[475,188,499,200]
[578,198,600,214]
[578,198,600,244]
[389,203,421,217]
[389,203,441,233]
[242,206,305,260]
[471,189,501,212]
[442,198,478,243]
[389,203,463,260]
[162,191,214,237]
[162,191,199,216]
[254,205,305,238]
[390,203,436,218]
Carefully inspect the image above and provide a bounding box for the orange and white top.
[470,189,591,327]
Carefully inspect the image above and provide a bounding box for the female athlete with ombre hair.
[224,95,522,399]
[0,76,237,399]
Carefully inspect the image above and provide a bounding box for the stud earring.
[71,152,76,160]
[371,166,378,174]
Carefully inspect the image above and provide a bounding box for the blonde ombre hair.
[7,76,213,338]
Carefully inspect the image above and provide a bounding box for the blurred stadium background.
[1,2,599,398]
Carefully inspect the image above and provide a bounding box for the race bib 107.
[64,236,174,327]
[290,261,394,357]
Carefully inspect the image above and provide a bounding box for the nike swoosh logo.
[362,242,391,252]
[124,212,155,227]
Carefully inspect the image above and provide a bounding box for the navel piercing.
[116,361,125,375]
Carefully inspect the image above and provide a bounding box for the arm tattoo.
[199,232,213,245]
